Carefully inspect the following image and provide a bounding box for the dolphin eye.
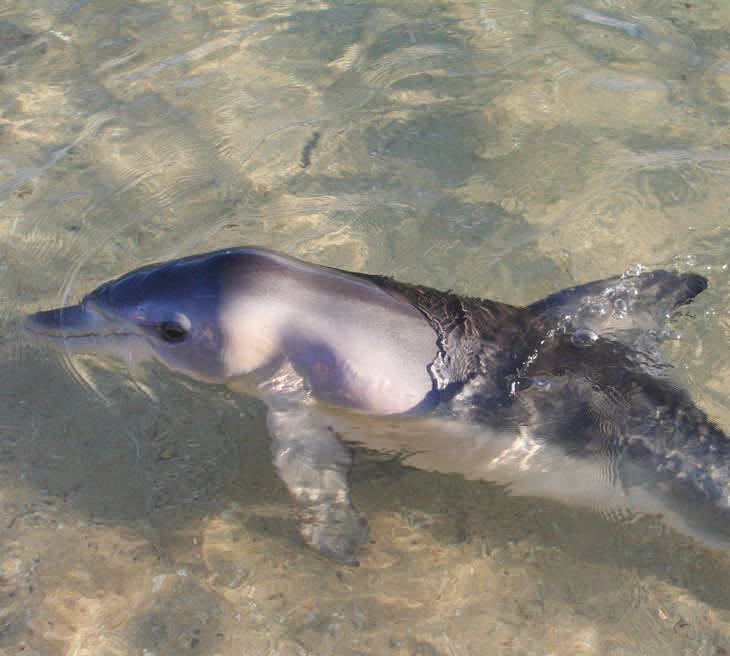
[160,321,188,343]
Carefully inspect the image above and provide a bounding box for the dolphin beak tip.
[24,305,96,340]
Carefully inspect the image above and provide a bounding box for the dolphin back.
[367,268,730,544]
[506,271,730,545]
[359,269,708,395]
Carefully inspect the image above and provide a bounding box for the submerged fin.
[266,397,369,565]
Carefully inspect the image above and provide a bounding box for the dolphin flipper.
[267,406,369,564]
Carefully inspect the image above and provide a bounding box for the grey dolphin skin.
[25,248,730,563]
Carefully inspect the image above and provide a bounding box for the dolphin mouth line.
[23,302,138,343]
[25,323,133,340]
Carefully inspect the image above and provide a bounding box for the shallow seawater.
[2,0,730,654]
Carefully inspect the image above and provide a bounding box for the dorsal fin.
[528,270,707,339]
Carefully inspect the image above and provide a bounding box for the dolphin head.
[25,248,440,413]
[25,250,241,382]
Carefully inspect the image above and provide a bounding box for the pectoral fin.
[267,407,369,564]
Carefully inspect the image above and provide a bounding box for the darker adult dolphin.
[25,248,730,563]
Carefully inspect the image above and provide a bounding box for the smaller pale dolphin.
[26,248,729,563]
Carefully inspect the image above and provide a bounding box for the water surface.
[2,0,730,654]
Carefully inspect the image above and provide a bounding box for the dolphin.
[25,247,730,563]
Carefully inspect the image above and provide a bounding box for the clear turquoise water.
[2,1,730,654]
